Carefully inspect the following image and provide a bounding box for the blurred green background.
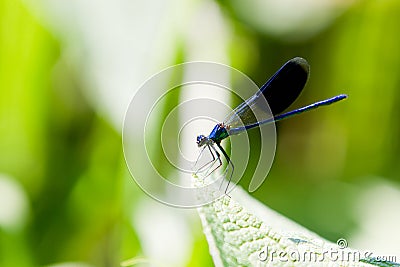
[1,0,400,266]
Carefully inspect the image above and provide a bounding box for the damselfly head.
[196,135,208,147]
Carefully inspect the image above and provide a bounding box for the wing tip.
[290,57,310,74]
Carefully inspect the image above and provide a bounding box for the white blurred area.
[0,174,29,231]
[229,0,354,40]
[131,199,193,267]
[350,179,400,260]
[27,0,192,129]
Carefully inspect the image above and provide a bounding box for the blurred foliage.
[0,0,141,266]
[1,0,400,266]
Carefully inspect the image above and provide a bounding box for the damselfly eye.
[196,135,206,146]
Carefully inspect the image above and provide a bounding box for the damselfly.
[195,57,347,193]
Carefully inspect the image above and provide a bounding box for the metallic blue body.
[208,123,229,143]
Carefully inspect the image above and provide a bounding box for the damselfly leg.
[194,145,222,177]
[215,142,235,194]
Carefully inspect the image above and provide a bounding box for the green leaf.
[197,186,398,267]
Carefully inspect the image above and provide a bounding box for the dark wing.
[260,57,309,115]
[224,57,309,133]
